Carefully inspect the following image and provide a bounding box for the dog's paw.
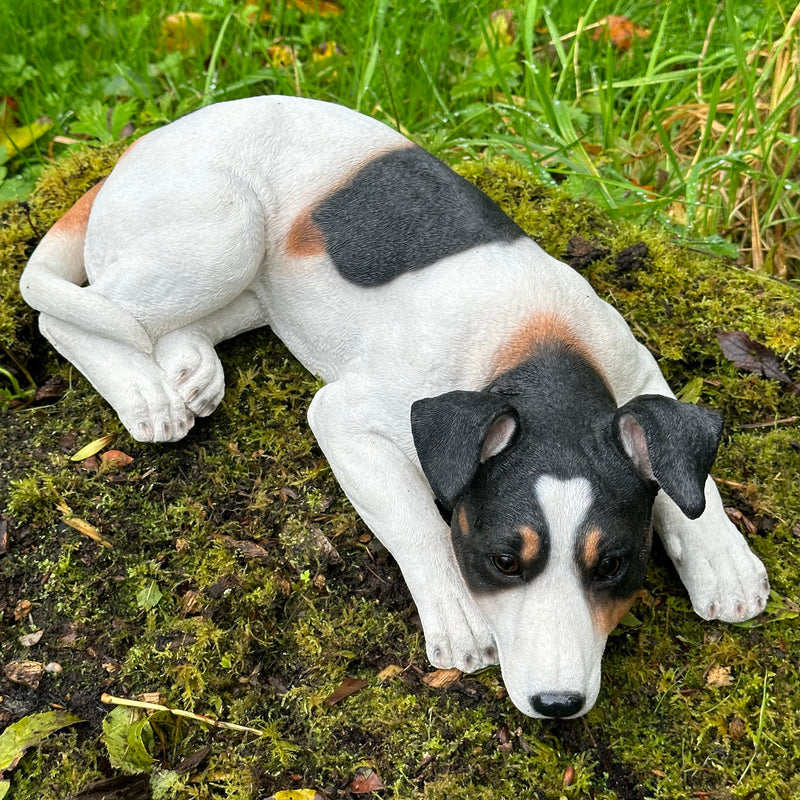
[417,590,498,673]
[155,330,225,417]
[119,379,195,443]
[669,517,769,623]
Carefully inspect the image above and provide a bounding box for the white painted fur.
[20,96,769,717]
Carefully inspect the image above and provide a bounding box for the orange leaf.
[590,15,650,50]
[100,450,134,469]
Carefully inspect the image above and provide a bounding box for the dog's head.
[411,361,722,718]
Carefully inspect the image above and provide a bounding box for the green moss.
[0,146,797,800]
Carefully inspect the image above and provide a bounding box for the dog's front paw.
[155,330,225,417]
[417,590,497,673]
[668,516,770,623]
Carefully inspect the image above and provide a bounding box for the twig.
[100,693,267,736]
[736,416,798,430]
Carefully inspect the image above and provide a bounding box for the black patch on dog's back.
[311,146,526,286]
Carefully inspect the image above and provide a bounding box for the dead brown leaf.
[326,676,368,706]
[725,507,758,536]
[706,664,734,688]
[19,630,43,647]
[716,331,798,390]
[350,768,385,794]
[421,667,462,689]
[5,659,45,688]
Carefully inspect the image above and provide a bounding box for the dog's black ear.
[411,391,519,510]
[613,394,723,519]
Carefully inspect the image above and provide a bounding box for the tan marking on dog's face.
[286,207,327,257]
[583,527,602,570]
[519,525,540,562]
[50,178,107,236]
[590,593,639,636]
[456,505,470,537]
[492,312,603,378]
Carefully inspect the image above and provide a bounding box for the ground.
[0,145,798,800]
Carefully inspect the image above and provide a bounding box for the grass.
[0,0,797,275]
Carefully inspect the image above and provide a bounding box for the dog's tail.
[19,180,153,354]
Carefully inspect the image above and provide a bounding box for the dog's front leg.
[308,380,497,672]
[607,335,770,622]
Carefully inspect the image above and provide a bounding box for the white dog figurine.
[20,96,769,718]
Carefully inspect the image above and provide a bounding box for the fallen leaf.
[590,15,651,50]
[18,630,43,647]
[56,501,113,549]
[725,507,758,536]
[136,581,162,611]
[706,665,734,688]
[12,600,31,622]
[0,118,52,165]
[715,331,797,389]
[0,711,83,772]
[100,450,133,471]
[728,717,746,740]
[174,744,212,775]
[268,790,327,800]
[326,677,368,706]
[216,534,270,559]
[4,660,45,689]
[376,664,403,682]
[289,0,342,17]
[65,773,151,800]
[161,12,207,53]
[70,434,114,461]
[422,667,462,689]
[101,705,155,772]
[349,768,385,794]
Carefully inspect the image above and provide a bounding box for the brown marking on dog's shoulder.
[456,505,470,536]
[492,312,602,378]
[286,207,327,258]
[582,527,602,570]
[519,525,540,562]
[590,593,638,637]
[50,179,107,237]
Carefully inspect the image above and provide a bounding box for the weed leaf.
[716,331,796,387]
[0,710,83,772]
[137,581,163,611]
[101,706,154,773]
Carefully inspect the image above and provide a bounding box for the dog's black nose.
[531,692,585,718]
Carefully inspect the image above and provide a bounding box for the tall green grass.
[1,0,797,275]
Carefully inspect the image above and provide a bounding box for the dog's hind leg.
[38,312,194,442]
[153,288,267,418]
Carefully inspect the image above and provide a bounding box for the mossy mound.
[0,146,797,800]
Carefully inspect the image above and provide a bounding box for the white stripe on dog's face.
[469,475,607,718]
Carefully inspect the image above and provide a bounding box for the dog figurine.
[20,96,769,718]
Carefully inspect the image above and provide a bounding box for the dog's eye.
[596,556,623,581]
[492,554,520,576]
